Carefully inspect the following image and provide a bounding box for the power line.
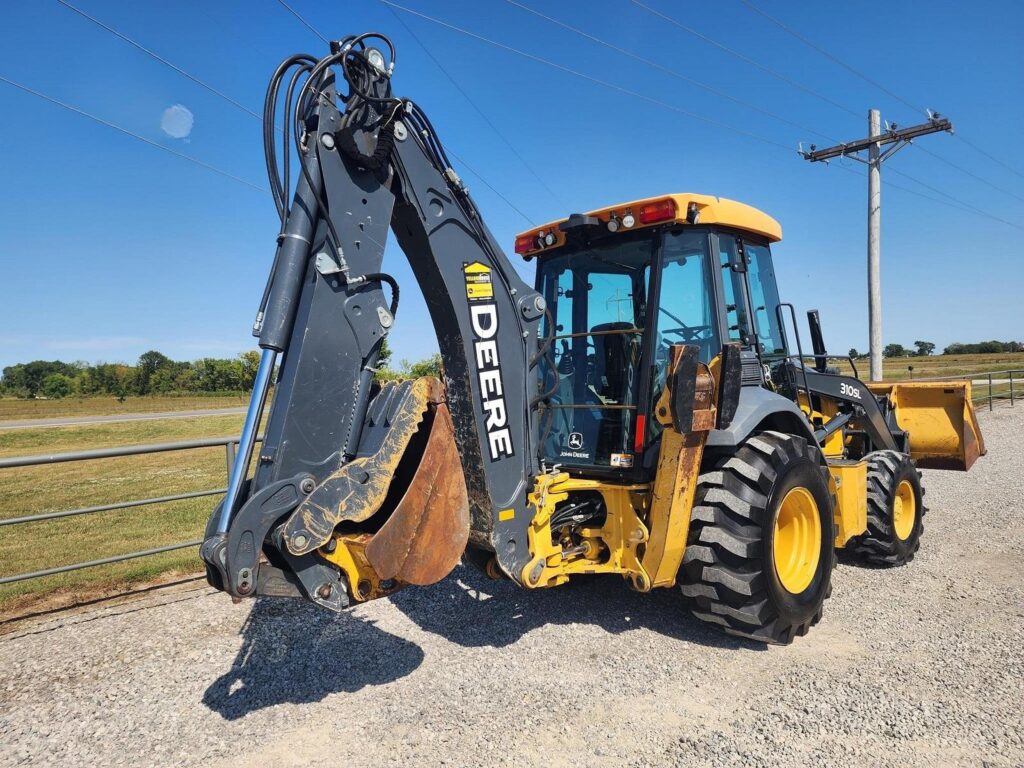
[275,0,328,43]
[517,0,1022,210]
[503,0,838,144]
[955,134,1024,182]
[886,166,1024,231]
[912,143,1024,203]
[735,0,1024,194]
[0,75,265,192]
[446,150,535,225]
[379,0,796,154]
[832,162,952,208]
[270,2,1024,236]
[832,161,1022,230]
[630,0,860,120]
[387,6,565,211]
[736,0,926,117]
[55,0,263,122]
[192,5,280,62]
[383,1,1020,234]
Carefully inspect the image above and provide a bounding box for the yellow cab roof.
[514,193,782,258]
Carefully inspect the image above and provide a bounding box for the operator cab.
[518,194,785,474]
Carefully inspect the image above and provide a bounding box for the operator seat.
[589,322,641,460]
[591,322,640,401]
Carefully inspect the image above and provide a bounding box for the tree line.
[8,336,1015,399]
[0,351,264,399]
[848,340,1022,359]
[1,343,443,399]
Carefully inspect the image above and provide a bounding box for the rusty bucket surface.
[284,376,471,593]
[365,402,470,585]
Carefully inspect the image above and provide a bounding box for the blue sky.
[1,0,1021,371]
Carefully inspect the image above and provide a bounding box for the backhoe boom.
[201,36,545,607]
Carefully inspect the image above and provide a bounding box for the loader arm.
[201,36,545,609]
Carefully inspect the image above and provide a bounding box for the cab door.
[643,229,721,450]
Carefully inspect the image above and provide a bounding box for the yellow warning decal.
[463,261,494,301]
[498,508,515,522]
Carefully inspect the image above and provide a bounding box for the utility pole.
[868,109,882,383]
[801,111,953,381]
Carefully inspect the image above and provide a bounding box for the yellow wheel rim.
[773,487,821,594]
[893,479,916,540]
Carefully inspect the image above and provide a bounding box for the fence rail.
[914,368,1020,411]
[0,436,259,586]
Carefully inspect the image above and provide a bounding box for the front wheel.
[680,431,836,645]
[847,451,924,567]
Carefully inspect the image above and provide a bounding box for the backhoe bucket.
[868,381,986,470]
[282,376,470,602]
[364,402,469,584]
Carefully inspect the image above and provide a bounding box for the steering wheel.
[658,306,711,343]
[661,325,712,343]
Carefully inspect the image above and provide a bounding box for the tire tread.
[680,431,835,645]
[847,450,924,566]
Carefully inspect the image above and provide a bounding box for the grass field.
[840,351,1024,380]
[1,352,1020,615]
[0,413,250,613]
[0,393,250,421]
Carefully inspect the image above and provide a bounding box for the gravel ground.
[1,408,1021,768]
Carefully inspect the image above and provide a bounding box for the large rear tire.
[847,451,924,567]
[680,431,835,645]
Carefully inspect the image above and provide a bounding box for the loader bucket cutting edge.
[868,381,987,471]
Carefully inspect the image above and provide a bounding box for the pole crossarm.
[801,116,953,162]
[799,108,955,382]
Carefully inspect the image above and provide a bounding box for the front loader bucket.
[868,381,986,471]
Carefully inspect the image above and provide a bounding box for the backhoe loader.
[201,33,985,644]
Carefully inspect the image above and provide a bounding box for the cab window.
[656,230,720,362]
[536,236,652,467]
[745,242,786,355]
[717,234,752,344]
[716,234,785,355]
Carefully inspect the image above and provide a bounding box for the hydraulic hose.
[355,272,400,317]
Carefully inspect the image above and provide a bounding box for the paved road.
[1,409,1021,767]
[0,407,247,430]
